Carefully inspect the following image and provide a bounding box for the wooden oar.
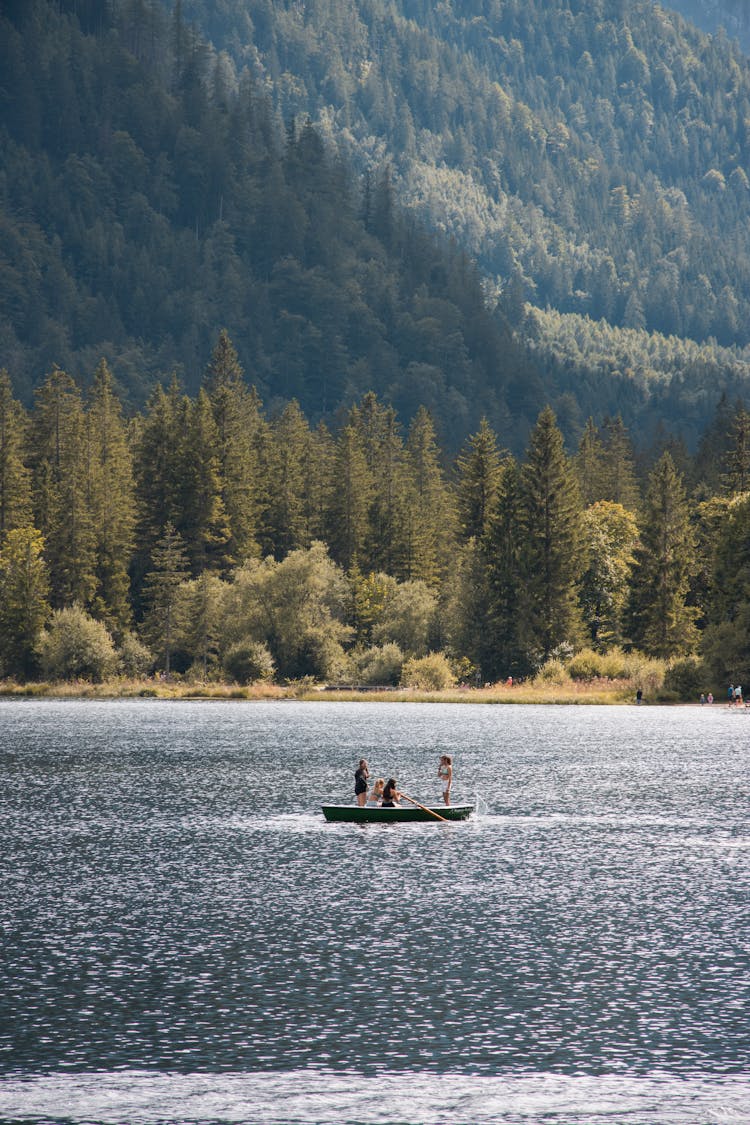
[401,793,449,823]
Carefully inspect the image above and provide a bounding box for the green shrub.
[619,652,667,695]
[38,606,118,682]
[534,658,571,685]
[223,639,276,684]
[117,632,153,678]
[664,655,707,701]
[400,652,456,691]
[567,648,606,680]
[357,643,404,685]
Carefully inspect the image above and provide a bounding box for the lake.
[0,699,748,1124]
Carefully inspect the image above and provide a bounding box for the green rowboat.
[322,803,474,823]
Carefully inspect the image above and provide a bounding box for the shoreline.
[0,678,672,705]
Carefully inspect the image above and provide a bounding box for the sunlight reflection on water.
[1,700,749,1123]
[2,1068,749,1124]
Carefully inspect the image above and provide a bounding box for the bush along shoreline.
[0,647,724,704]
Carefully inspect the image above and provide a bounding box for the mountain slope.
[664,1,750,54]
[0,0,554,450]
[177,0,750,349]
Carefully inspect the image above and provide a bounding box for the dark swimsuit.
[354,768,368,796]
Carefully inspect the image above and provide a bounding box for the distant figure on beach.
[354,759,370,807]
[707,692,714,704]
[636,688,643,704]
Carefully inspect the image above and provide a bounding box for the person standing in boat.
[438,754,453,805]
[354,759,370,807]
[381,778,402,807]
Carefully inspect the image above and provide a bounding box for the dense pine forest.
[174,0,750,362]
[0,0,538,451]
[2,340,750,696]
[668,0,750,53]
[3,0,750,695]
[6,0,750,450]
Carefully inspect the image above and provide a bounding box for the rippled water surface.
[1,699,748,1123]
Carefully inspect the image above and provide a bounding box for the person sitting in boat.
[366,778,385,807]
[381,778,402,807]
[354,758,370,807]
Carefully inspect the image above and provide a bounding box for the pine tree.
[484,457,531,678]
[455,418,503,540]
[307,421,335,543]
[345,563,395,647]
[180,389,232,574]
[0,368,32,540]
[31,368,97,609]
[325,423,373,571]
[86,360,135,637]
[575,417,606,506]
[265,400,312,559]
[579,501,638,649]
[133,376,186,565]
[600,415,641,511]
[352,394,409,576]
[140,521,189,677]
[626,452,699,658]
[520,406,585,662]
[403,406,456,586]
[204,330,262,562]
[701,493,750,687]
[178,571,225,680]
[722,407,750,495]
[0,527,50,679]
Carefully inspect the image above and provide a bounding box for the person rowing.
[381,778,402,807]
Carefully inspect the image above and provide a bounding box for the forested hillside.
[170,0,750,442]
[5,0,750,450]
[665,0,750,53]
[0,0,544,450]
[175,0,750,348]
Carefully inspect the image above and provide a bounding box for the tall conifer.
[575,418,606,507]
[485,457,530,678]
[181,389,232,574]
[403,406,456,586]
[626,452,698,658]
[600,415,641,511]
[456,418,503,540]
[0,527,50,678]
[86,360,135,635]
[204,331,261,562]
[352,394,409,576]
[722,408,750,495]
[265,400,312,559]
[520,406,585,661]
[325,423,373,571]
[31,368,97,608]
[140,521,189,676]
[0,369,32,540]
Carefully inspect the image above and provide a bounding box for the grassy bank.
[0,677,640,704]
